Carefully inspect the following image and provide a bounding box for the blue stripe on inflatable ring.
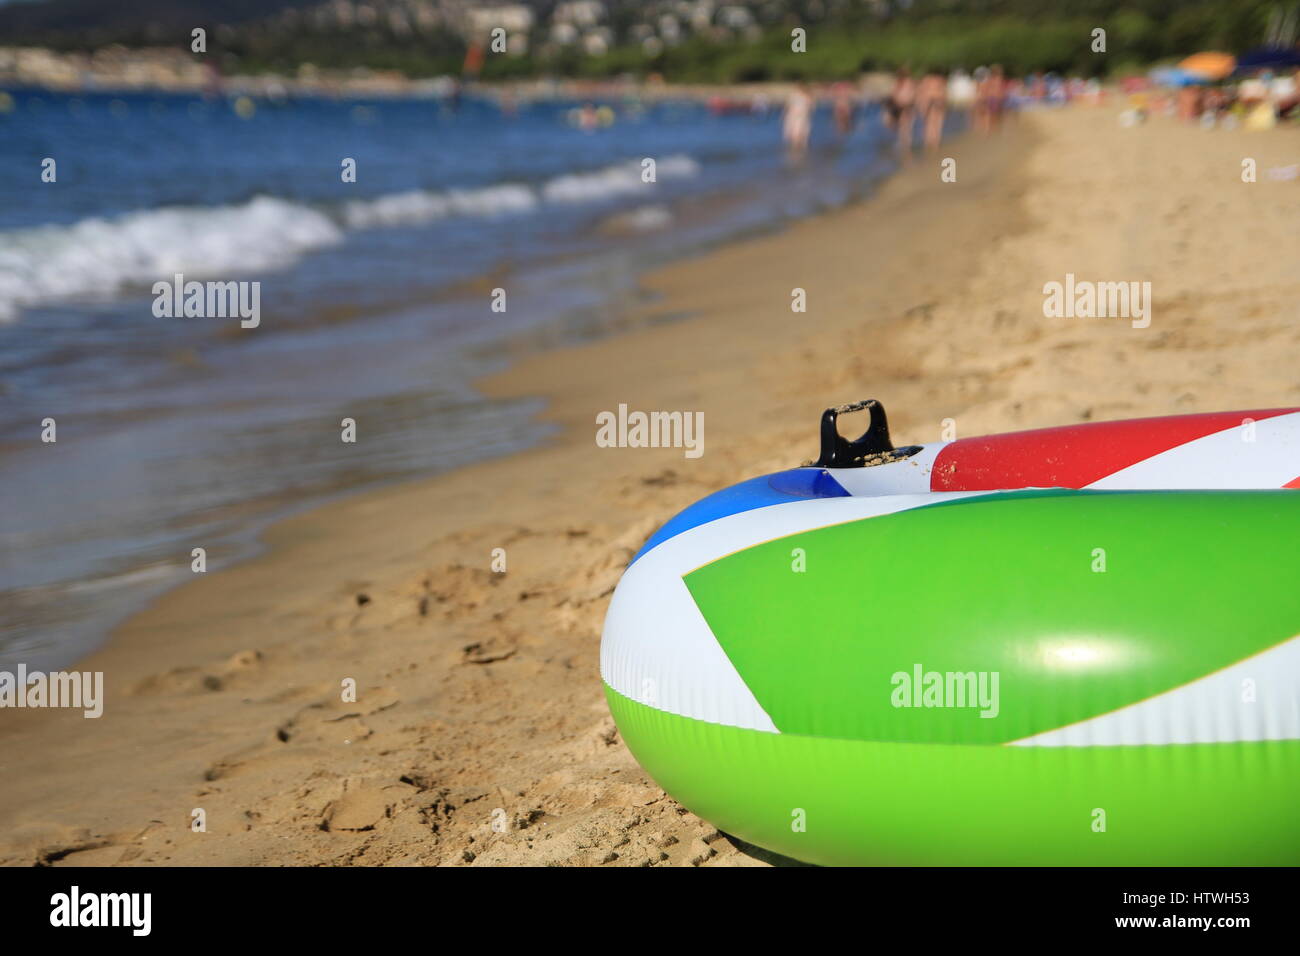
[630,468,849,565]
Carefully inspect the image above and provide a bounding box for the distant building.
[464,4,535,38]
[717,5,754,30]
[550,22,580,46]
[582,27,613,57]
[554,2,606,29]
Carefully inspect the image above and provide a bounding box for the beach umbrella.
[1178,52,1236,81]
[1234,46,1300,72]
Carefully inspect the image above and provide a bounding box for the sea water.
[0,87,944,668]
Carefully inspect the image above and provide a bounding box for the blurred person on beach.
[990,66,1009,129]
[1270,70,1297,110]
[1202,85,1232,124]
[916,69,948,150]
[1026,71,1047,104]
[832,82,857,138]
[1120,92,1150,127]
[974,65,1007,133]
[1241,74,1279,130]
[1237,73,1269,110]
[1176,84,1203,122]
[1276,70,1300,119]
[783,82,815,159]
[1045,73,1069,107]
[1083,76,1104,106]
[883,67,917,152]
[948,69,977,110]
[1002,73,1024,123]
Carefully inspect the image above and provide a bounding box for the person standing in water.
[884,67,917,153]
[832,81,857,138]
[916,69,948,150]
[783,82,815,159]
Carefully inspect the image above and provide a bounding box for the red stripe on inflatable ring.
[930,408,1300,492]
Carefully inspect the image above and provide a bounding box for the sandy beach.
[2,103,1297,867]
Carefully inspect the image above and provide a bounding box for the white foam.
[342,183,538,228]
[342,154,700,228]
[0,196,343,322]
[602,204,674,233]
[542,154,699,203]
[0,155,701,321]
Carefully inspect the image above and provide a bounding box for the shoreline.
[0,73,876,105]
[0,95,917,673]
[0,117,1030,865]
[4,105,1298,866]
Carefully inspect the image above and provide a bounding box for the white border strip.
[1010,633,1300,746]
[1089,411,1300,489]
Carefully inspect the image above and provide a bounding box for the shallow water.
[0,87,948,668]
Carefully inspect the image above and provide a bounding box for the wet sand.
[2,105,1297,866]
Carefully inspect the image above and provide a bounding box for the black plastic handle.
[813,399,923,468]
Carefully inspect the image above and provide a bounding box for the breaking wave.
[0,154,701,322]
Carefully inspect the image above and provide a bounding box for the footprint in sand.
[127,648,263,696]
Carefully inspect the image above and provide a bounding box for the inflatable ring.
[601,401,1300,865]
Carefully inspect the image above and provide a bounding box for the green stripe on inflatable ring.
[607,685,1300,865]
[683,490,1300,744]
